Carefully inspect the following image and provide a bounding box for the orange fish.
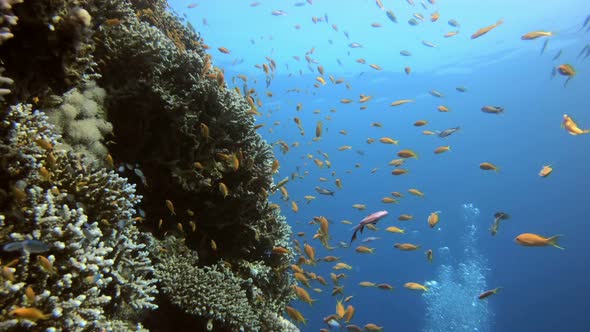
[521,31,552,40]
[397,149,418,159]
[404,66,411,75]
[367,62,382,70]
[408,188,424,197]
[471,19,504,39]
[285,306,307,325]
[515,233,564,249]
[9,307,50,321]
[427,211,440,228]
[394,243,420,251]
[398,214,413,221]
[444,31,459,38]
[434,146,451,154]
[479,162,499,172]
[218,47,231,54]
[478,287,502,299]
[390,99,414,106]
[404,282,428,291]
[538,165,553,177]
[562,114,590,135]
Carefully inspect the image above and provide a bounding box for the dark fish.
[324,13,329,23]
[494,212,510,220]
[552,49,562,61]
[337,59,343,66]
[448,19,460,27]
[400,50,412,56]
[408,18,419,26]
[578,14,590,31]
[294,2,306,6]
[550,66,557,79]
[437,126,460,138]
[315,186,335,196]
[343,30,350,39]
[540,39,549,55]
[386,9,397,23]
[456,86,467,92]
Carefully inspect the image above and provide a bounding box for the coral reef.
[0,104,157,331]
[45,80,113,161]
[0,0,296,330]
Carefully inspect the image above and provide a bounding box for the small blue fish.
[552,49,562,61]
[3,240,50,254]
[540,39,549,55]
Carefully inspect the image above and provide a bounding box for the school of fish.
[183,1,589,330]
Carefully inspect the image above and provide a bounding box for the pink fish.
[350,210,389,243]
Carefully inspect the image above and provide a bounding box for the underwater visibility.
[0,0,589,331]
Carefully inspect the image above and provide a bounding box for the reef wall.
[0,0,296,331]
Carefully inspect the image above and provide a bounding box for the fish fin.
[547,235,565,250]
[350,230,358,244]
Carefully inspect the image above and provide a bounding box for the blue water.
[171,1,590,331]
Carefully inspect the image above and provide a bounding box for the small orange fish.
[427,211,440,228]
[394,243,420,251]
[285,306,307,325]
[397,149,418,159]
[538,165,553,177]
[521,31,552,40]
[471,19,504,39]
[9,307,50,321]
[444,31,459,38]
[369,63,382,70]
[479,162,499,172]
[434,146,451,154]
[515,233,564,249]
[562,114,590,135]
[408,188,424,197]
[398,214,413,221]
[478,287,502,299]
[165,200,175,216]
[218,47,231,54]
[37,255,57,274]
[404,66,411,75]
[355,246,375,254]
[390,99,415,106]
[404,282,428,291]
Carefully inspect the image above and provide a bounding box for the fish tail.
[350,229,358,244]
[493,287,503,294]
[547,235,565,250]
[496,18,504,26]
[583,129,590,134]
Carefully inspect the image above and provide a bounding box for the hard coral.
[0,104,157,331]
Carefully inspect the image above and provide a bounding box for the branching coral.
[152,236,298,332]
[0,104,157,331]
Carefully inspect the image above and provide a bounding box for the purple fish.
[350,210,388,243]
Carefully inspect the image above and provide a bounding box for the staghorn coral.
[152,235,298,332]
[0,104,157,331]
